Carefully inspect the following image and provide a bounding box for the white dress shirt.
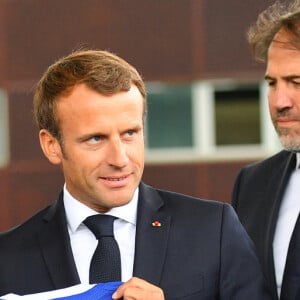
[63,185,138,283]
[273,152,300,297]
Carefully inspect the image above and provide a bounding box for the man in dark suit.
[232,1,300,299]
[0,50,270,299]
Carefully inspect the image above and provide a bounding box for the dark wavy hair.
[248,0,300,61]
[33,49,146,142]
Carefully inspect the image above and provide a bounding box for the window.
[146,83,192,149]
[214,84,260,145]
[145,80,280,162]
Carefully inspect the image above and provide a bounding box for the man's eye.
[125,130,136,138]
[127,130,134,136]
[266,80,275,87]
[88,136,101,143]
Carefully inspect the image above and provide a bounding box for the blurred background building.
[0,0,277,230]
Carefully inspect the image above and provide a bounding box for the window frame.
[145,80,281,163]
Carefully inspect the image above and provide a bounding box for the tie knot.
[84,215,116,239]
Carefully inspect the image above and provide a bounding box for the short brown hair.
[247,0,300,62]
[33,49,146,140]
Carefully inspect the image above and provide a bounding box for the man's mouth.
[102,176,128,181]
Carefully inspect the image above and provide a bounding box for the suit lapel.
[264,152,296,298]
[38,193,80,289]
[133,183,171,285]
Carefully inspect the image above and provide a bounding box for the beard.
[277,127,300,152]
[272,108,300,152]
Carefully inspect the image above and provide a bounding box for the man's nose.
[270,85,293,110]
[106,138,129,167]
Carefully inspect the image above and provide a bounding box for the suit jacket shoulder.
[232,150,294,211]
[1,203,54,242]
[0,193,80,296]
[231,149,295,248]
[237,150,292,177]
[231,150,295,299]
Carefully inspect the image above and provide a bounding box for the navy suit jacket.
[232,150,295,300]
[0,182,271,299]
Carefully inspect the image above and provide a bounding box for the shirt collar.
[63,184,138,234]
[296,153,300,170]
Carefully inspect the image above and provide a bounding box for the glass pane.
[146,84,193,148]
[215,87,260,145]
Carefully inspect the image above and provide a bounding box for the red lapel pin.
[151,220,162,227]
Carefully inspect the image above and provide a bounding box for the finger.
[112,277,164,300]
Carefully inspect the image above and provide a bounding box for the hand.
[112,277,165,300]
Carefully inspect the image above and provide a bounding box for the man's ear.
[39,129,62,165]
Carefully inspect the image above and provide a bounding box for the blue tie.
[84,215,121,284]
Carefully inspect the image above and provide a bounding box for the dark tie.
[84,215,121,284]
[281,212,300,300]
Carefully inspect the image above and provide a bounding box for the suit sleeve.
[219,204,271,300]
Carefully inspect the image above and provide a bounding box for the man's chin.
[279,136,300,152]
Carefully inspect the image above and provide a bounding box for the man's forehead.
[271,26,300,49]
